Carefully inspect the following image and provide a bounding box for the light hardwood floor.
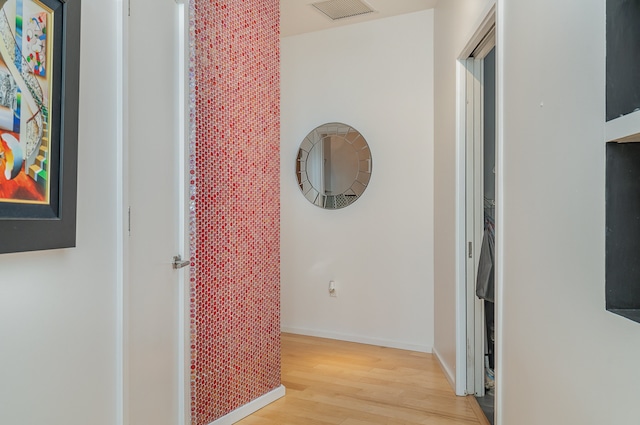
[237,333,490,425]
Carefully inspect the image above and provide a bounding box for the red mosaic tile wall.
[189,1,280,423]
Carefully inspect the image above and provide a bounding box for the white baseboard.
[432,346,457,393]
[209,385,285,425]
[281,326,431,353]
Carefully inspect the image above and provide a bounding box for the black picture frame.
[0,0,80,254]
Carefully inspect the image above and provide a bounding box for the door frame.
[116,1,191,424]
[454,0,499,403]
[115,0,127,422]
[176,2,192,423]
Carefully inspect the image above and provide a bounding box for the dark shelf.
[607,0,640,121]
[606,142,640,324]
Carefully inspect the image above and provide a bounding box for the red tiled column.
[189,1,280,423]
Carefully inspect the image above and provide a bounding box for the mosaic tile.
[188,1,280,424]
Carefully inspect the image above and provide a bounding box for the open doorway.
[471,45,496,424]
[455,5,497,425]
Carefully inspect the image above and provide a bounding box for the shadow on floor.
[476,389,494,425]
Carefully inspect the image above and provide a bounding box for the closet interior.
[474,46,496,425]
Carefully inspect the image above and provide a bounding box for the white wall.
[281,10,435,352]
[0,1,119,424]
[432,0,493,383]
[435,0,640,422]
[499,0,640,423]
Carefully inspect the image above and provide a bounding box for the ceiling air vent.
[311,0,375,21]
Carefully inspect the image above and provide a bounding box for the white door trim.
[116,0,130,423]
[176,2,191,424]
[495,3,505,424]
[454,57,467,397]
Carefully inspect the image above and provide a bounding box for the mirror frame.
[295,122,372,210]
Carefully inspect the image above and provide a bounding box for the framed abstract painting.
[0,0,80,254]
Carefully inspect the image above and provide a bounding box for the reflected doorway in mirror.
[296,122,372,209]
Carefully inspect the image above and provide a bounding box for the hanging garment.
[476,226,495,302]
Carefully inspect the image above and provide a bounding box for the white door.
[126,0,189,424]
[465,49,496,397]
[464,54,486,397]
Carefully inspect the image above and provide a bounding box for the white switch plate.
[329,280,337,297]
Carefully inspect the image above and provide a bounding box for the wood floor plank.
[236,334,488,425]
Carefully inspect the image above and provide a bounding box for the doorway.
[469,45,496,424]
[455,4,497,425]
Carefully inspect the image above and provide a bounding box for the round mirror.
[296,122,372,209]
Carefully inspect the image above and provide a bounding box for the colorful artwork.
[0,0,52,205]
[25,12,46,76]
[0,0,80,254]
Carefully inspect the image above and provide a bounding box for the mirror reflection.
[296,123,372,209]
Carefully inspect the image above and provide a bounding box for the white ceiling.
[280,0,438,37]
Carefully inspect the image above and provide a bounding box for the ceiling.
[280,0,438,37]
